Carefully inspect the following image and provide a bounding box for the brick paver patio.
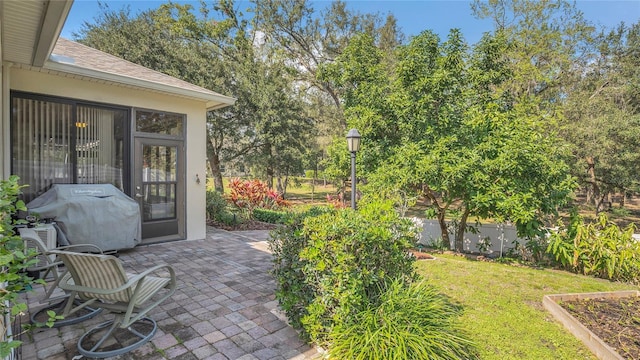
[18,228,320,360]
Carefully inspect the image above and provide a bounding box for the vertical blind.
[11,94,127,202]
[12,97,73,201]
[76,106,122,187]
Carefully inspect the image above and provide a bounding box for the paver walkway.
[18,228,320,360]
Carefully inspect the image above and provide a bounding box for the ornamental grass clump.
[329,279,478,360]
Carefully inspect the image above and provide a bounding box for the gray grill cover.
[27,184,141,251]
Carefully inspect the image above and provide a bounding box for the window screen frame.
[10,91,132,201]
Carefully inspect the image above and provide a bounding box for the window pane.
[142,145,176,181]
[142,183,176,220]
[12,97,73,201]
[11,95,127,203]
[135,110,183,136]
[76,106,126,190]
[142,145,177,221]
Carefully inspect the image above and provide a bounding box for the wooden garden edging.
[543,290,640,360]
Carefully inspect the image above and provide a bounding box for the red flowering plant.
[227,178,289,218]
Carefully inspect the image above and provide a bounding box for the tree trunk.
[276,177,283,195]
[586,156,599,208]
[595,193,607,214]
[620,191,626,207]
[340,181,347,206]
[437,209,450,249]
[266,167,274,189]
[265,144,274,188]
[455,207,470,253]
[276,176,289,197]
[424,186,450,250]
[208,154,224,193]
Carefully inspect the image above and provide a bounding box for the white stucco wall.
[1,63,5,180]
[7,67,209,241]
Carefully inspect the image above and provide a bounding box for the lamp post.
[346,128,361,210]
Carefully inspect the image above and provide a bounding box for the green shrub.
[329,279,478,360]
[523,235,552,264]
[269,200,419,346]
[253,208,289,224]
[609,206,631,217]
[206,189,245,226]
[547,210,640,283]
[206,189,228,221]
[0,176,43,357]
[268,206,335,333]
[217,211,242,226]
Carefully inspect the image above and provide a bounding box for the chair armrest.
[126,264,176,287]
[57,262,174,296]
[52,243,103,254]
[127,264,176,305]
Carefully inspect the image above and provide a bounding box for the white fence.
[413,218,640,256]
[412,218,526,256]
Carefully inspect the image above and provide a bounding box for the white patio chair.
[20,228,103,327]
[49,250,176,358]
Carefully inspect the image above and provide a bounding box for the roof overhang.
[2,1,235,111]
[42,61,236,110]
[1,1,73,67]
[33,1,74,67]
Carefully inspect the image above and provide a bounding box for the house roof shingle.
[47,38,235,110]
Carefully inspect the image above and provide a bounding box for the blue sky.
[62,0,640,44]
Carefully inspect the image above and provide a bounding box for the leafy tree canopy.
[323,28,576,250]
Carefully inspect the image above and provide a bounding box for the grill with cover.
[26,184,141,251]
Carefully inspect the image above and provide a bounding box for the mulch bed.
[561,297,640,359]
[409,250,436,260]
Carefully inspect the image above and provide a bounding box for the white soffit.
[1,1,72,66]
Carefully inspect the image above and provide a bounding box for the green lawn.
[283,178,337,201]
[416,255,639,360]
